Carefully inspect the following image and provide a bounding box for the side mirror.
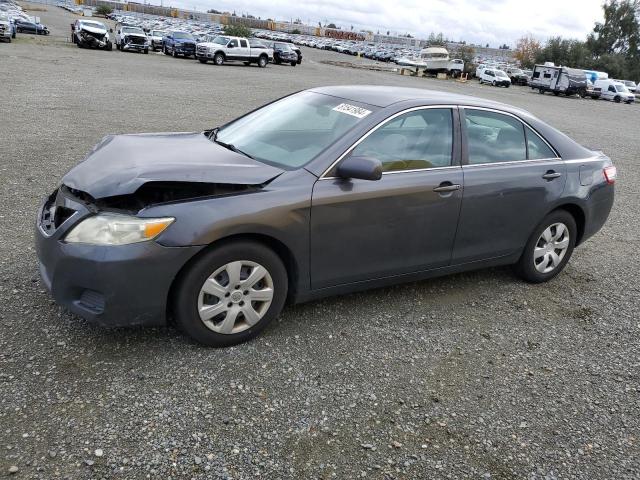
[336,155,383,181]
[227,43,234,48]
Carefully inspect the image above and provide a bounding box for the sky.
[169,0,605,47]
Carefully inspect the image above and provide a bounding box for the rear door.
[237,38,250,60]
[310,107,463,289]
[452,107,566,264]
[227,38,240,59]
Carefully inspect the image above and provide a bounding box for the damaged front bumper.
[35,188,203,327]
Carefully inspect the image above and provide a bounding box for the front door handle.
[433,183,461,193]
[542,171,562,180]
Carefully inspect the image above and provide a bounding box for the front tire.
[214,52,224,65]
[173,241,288,347]
[513,210,577,283]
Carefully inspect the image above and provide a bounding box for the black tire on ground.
[144,48,148,54]
[198,58,208,64]
[614,96,621,103]
[214,52,224,65]
[539,88,545,94]
[172,241,288,347]
[172,48,178,57]
[258,55,267,68]
[243,61,250,66]
[163,45,168,55]
[513,210,577,283]
[492,80,496,86]
[553,91,560,96]
[274,58,281,65]
[290,61,297,66]
[106,41,112,51]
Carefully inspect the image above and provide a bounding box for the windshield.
[496,70,509,78]
[122,27,143,34]
[275,43,292,51]
[152,30,164,36]
[215,92,379,169]
[173,32,193,39]
[212,35,229,45]
[615,84,629,92]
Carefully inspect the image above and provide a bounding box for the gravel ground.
[1,4,639,479]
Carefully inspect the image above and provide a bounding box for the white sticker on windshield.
[332,103,372,119]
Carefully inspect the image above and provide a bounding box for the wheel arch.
[549,203,586,245]
[167,233,300,322]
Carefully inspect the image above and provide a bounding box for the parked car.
[196,35,271,67]
[613,79,637,93]
[479,69,511,87]
[147,29,165,51]
[162,30,196,58]
[14,18,48,35]
[0,12,13,42]
[291,44,302,64]
[505,67,529,85]
[115,25,148,53]
[71,19,112,50]
[35,86,615,347]
[263,41,298,66]
[594,79,635,103]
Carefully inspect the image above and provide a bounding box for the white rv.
[530,64,588,97]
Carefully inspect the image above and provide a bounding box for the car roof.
[309,85,520,111]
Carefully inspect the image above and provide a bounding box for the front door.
[452,107,567,264]
[310,107,463,289]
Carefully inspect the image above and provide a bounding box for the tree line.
[515,0,640,80]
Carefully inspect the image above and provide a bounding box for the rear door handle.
[433,183,461,193]
[542,171,562,180]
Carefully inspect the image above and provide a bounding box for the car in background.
[196,36,271,67]
[162,30,196,58]
[14,18,48,35]
[35,86,615,347]
[291,44,302,64]
[147,29,165,51]
[479,68,511,87]
[0,12,13,42]
[263,41,298,66]
[594,79,635,103]
[71,19,112,50]
[506,67,529,85]
[115,25,149,53]
[614,79,637,93]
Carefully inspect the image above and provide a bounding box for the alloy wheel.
[197,260,274,334]
[533,223,570,273]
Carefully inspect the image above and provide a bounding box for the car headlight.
[65,214,175,245]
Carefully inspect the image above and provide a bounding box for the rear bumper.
[35,193,203,327]
[581,183,614,245]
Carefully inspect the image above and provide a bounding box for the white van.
[594,79,635,103]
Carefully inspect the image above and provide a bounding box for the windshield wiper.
[207,127,254,159]
[215,139,254,159]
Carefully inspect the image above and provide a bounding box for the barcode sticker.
[332,103,372,119]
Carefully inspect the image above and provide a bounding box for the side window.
[525,126,557,159]
[465,109,526,164]
[229,39,239,47]
[350,109,453,172]
[608,85,616,92]
[533,71,540,78]
[240,39,248,48]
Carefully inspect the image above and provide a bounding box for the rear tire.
[173,241,288,347]
[258,55,267,68]
[513,210,577,283]
[614,96,621,103]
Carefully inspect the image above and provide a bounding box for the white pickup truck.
[196,36,273,67]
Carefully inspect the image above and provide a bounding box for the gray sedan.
[35,86,615,347]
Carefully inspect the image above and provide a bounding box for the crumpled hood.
[63,132,284,199]
[79,24,107,35]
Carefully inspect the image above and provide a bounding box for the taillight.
[603,165,617,184]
